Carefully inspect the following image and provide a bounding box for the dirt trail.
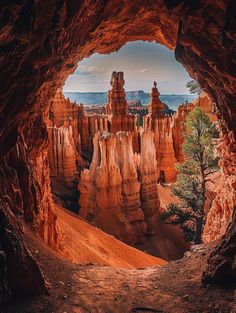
[1,204,235,313]
[2,233,235,313]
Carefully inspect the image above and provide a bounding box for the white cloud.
[75,65,105,75]
[136,69,148,73]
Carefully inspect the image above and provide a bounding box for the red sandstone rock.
[145,82,165,130]
[48,125,77,182]
[172,102,194,163]
[153,117,178,183]
[0,1,236,300]
[203,131,236,243]
[192,93,217,123]
[144,82,180,182]
[106,71,139,152]
[116,132,147,241]
[79,130,161,243]
[79,132,134,243]
[139,131,160,234]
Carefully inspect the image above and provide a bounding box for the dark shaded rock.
[0,0,235,303]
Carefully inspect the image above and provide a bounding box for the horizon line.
[63,90,195,96]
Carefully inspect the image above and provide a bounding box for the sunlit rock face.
[79,131,156,244]
[78,114,109,160]
[203,131,236,243]
[48,90,83,210]
[139,131,160,234]
[192,93,217,123]
[172,103,194,163]
[106,71,139,152]
[144,82,193,182]
[0,0,236,301]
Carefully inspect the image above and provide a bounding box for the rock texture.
[154,117,178,183]
[78,114,108,160]
[203,131,236,243]
[0,124,66,301]
[193,93,217,123]
[145,81,165,129]
[48,90,84,210]
[172,103,194,163]
[144,82,217,183]
[106,71,139,152]
[116,132,147,241]
[144,82,194,182]
[0,0,236,301]
[139,131,160,234]
[79,131,153,244]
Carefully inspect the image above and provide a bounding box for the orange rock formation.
[146,81,165,128]
[172,103,194,163]
[193,93,217,123]
[139,131,160,234]
[1,1,236,301]
[106,71,139,152]
[79,130,160,244]
[203,130,236,243]
[144,82,194,182]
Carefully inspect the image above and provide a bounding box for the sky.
[63,41,192,94]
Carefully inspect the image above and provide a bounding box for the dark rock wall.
[0,0,235,302]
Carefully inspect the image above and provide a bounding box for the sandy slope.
[55,204,166,268]
[158,183,179,208]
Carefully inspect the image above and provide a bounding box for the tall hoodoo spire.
[148,81,165,120]
[105,71,138,149]
[106,71,128,116]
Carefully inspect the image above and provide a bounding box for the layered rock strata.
[106,72,139,152]
[144,82,191,182]
[139,131,160,234]
[171,103,194,163]
[77,114,108,160]
[79,131,159,244]
[153,116,178,183]
[0,0,236,301]
[144,82,215,182]
[146,81,165,129]
[48,90,110,209]
[203,130,236,243]
[0,122,67,302]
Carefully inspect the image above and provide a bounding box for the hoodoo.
[0,1,235,311]
[106,71,137,133]
[79,130,158,244]
[106,71,139,152]
[144,82,192,182]
[146,81,165,127]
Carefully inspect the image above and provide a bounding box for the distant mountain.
[64,91,197,111]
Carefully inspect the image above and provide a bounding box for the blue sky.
[63,41,192,94]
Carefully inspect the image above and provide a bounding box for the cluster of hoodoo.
[79,130,159,244]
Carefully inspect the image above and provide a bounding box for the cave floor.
[1,233,235,313]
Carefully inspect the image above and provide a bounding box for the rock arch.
[0,0,235,302]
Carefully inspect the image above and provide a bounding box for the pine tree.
[161,106,219,244]
[186,80,202,96]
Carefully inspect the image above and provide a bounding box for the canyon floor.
[2,206,235,313]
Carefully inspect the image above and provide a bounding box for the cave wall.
[0,0,236,302]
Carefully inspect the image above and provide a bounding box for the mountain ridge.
[64,91,197,111]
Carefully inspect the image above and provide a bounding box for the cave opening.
[1,1,236,310]
[48,40,200,261]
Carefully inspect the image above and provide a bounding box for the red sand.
[55,204,166,268]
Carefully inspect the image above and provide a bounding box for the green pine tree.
[186,80,202,96]
[161,106,219,244]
